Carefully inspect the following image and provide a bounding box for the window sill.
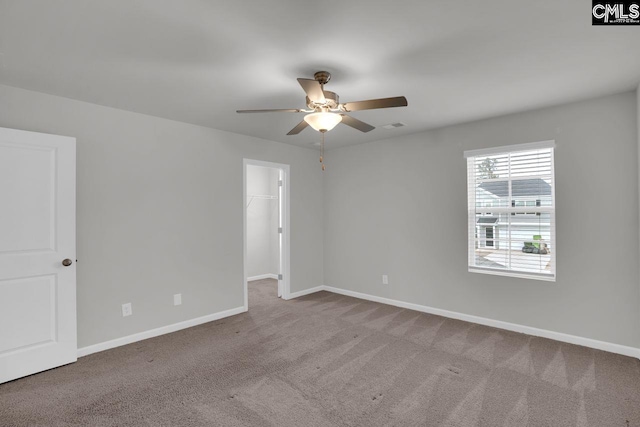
[468,267,556,282]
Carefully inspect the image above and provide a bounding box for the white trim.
[247,273,278,281]
[323,286,640,359]
[243,159,291,307]
[77,306,245,357]
[284,286,325,300]
[464,140,556,158]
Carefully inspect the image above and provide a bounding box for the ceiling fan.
[236,71,408,135]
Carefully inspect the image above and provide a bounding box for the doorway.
[243,159,290,310]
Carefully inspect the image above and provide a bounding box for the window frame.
[464,141,556,282]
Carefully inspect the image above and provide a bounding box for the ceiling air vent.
[382,122,406,129]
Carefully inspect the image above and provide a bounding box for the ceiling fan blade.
[342,96,408,112]
[287,120,309,135]
[236,108,302,113]
[340,114,375,133]
[297,78,326,103]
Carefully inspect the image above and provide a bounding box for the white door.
[0,127,77,384]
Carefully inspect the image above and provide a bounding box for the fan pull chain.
[320,131,325,171]
[320,80,326,172]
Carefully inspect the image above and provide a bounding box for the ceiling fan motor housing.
[307,91,339,110]
[313,71,331,85]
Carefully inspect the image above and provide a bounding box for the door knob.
[62,259,72,267]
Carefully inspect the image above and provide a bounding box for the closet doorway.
[243,159,290,309]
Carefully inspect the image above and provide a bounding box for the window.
[465,141,556,281]
[512,199,540,216]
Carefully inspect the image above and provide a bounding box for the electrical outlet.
[382,275,389,285]
[122,303,132,317]
[173,293,182,306]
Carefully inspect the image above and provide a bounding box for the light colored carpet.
[1,279,639,426]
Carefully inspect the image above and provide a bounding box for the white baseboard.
[77,306,246,358]
[323,286,640,359]
[248,273,278,281]
[285,286,325,300]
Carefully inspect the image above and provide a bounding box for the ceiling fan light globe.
[304,112,342,132]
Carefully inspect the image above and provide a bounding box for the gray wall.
[324,91,640,348]
[2,82,637,350]
[246,165,279,278]
[0,84,324,348]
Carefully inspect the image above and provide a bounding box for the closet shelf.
[246,194,278,207]
[247,195,278,200]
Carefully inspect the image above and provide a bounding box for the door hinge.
[278,227,283,233]
[278,274,283,280]
[278,180,283,187]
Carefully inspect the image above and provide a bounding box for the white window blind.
[465,141,556,281]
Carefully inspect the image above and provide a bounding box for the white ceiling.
[1,1,639,149]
